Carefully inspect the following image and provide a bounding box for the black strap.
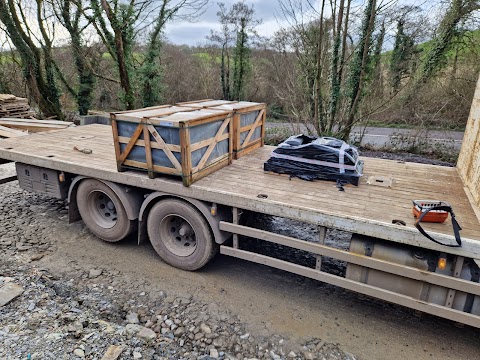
[414,205,462,247]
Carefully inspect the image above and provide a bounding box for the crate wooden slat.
[111,106,233,186]
[178,100,266,159]
[457,75,480,214]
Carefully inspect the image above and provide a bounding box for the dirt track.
[1,162,480,359]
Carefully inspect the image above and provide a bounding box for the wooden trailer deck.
[0,124,479,258]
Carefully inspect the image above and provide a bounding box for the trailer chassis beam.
[219,221,480,328]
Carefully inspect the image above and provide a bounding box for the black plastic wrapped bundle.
[264,135,364,185]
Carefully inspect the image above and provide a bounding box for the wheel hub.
[88,191,118,229]
[160,215,197,257]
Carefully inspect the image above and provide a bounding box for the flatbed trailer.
[0,80,479,328]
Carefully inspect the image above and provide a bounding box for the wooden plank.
[180,126,192,186]
[219,222,480,296]
[457,74,480,209]
[220,246,480,328]
[118,136,181,152]
[110,118,122,164]
[143,126,154,178]
[122,159,179,175]
[0,125,27,138]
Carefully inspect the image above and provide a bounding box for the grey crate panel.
[120,143,181,168]
[240,111,260,127]
[240,126,262,144]
[191,138,229,168]
[117,121,181,145]
[189,119,226,143]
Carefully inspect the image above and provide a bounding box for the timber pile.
[0,118,75,138]
[0,94,36,119]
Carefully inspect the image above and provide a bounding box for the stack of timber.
[0,94,35,119]
[0,118,75,138]
[111,105,234,186]
[177,99,266,159]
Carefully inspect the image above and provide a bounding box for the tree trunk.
[343,0,376,140]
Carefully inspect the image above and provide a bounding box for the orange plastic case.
[412,200,449,223]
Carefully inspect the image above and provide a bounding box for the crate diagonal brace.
[242,109,265,147]
[193,117,231,172]
[146,124,182,172]
[118,120,145,164]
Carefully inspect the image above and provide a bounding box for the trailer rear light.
[211,203,217,216]
[438,254,447,270]
[58,172,65,182]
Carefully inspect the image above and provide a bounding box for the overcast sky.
[164,0,297,46]
[162,0,430,47]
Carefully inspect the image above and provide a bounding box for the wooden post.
[110,116,123,172]
[180,125,192,187]
[143,126,154,179]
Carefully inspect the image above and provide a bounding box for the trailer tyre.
[77,179,134,242]
[147,199,218,271]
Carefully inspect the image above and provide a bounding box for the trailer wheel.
[77,179,134,242]
[147,199,218,271]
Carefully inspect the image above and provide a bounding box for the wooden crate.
[178,100,266,159]
[457,74,480,211]
[111,106,233,186]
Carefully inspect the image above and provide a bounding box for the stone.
[125,324,143,335]
[240,333,250,340]
[88,269,102,278]
[126,312,140,324]
[30,254,44,261]
[303,351,314,360]
[73,348,85,358]
[194,332,204,341]
[137,327,156,341]
[200,323,211,334]
[288,351,297,358]
[133,351,142,359]
[100,345,124,360]
[0,283,24,307]
[174,327,185,337]
[209,348,219,359]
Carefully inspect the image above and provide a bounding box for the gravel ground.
[0,173,355,360]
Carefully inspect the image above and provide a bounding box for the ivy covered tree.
[0,0,63,119]
[88,0,207,110]
[54,0,97,115]
[389,19,415,92]
[209,1,260,101]
[418,0,479,84]
[343,0,377,140]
